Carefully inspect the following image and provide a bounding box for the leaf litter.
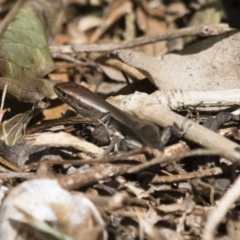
[0,0,240,239]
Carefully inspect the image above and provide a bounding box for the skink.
[54,82,164,150]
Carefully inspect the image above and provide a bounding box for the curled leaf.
[0,109,33,146]
[0,0,62,78]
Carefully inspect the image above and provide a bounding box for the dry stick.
[152,166,223,183]
[57,149,218,190]
[0,0,23,36]
[49,23,231,54]
[203,176,240,240]
[108,94,240,163]
[0,82,10,122]
[27,143,187,171]
[58,163,131,190]
[0,151,218,184]
[198,179,215,206]
[0,156,23,173]
[23,146,153,172]
[153,88,240,112]
[0,3,14,12]
[146,107,240,162]
[51,53,102,71]
[0,82,8,111]
[0,172,34,179]
[33,147,150,166]
[128,149,222,174]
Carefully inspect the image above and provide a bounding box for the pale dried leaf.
[112,30,240,91]
[0,109,33,146]
[0,179,106,240]
[78,12,102,32]
[32,132,104,157]
[135,5,167,55]
[90,0,132,43]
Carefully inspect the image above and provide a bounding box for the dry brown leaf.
[138,0,165,18]
[135,5,167,55]
[111,30,240,91]
[90,0,132,43]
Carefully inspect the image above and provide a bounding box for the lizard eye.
[61,92,66,98]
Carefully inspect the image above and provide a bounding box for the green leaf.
[0,0,62,78]
[0,77,58,102]
[0,0,62,145]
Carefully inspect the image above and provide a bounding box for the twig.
[51,53,102,72]
[203,176,240,240]
[197,179,215,206]
[127,149,222,174]
[108,92,240,162]
[58,163,132,190]
[0,1,14,13]
[38,142,190,167]
[32,147,151,167]
[0,172,34,179]
[49,24,231,54]
[151,167,223,184]
[153,88,240,112]
[0,156,21,172]
[0,82,10,122]
[56,149,221,190]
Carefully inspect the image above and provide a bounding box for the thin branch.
[108,92,240,162]
[151,167,223,183]
[49,24,231,54]
[0,172,34,179]
[153,88,240,112]
[0,156,22,172]
[51,53,102,72]
[0,82,10,122]
[203,176,240,240]
[127,149,222,174]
